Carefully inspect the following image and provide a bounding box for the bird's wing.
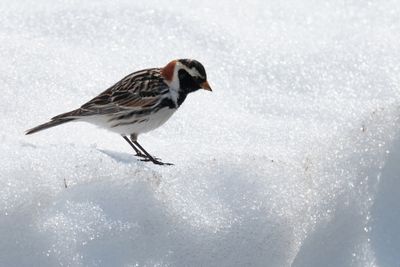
[74,68,169,116]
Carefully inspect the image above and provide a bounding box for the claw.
[153,161,174,166]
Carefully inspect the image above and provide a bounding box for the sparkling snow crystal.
[1,0,400,266]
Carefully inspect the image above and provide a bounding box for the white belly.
[82,107,176,136]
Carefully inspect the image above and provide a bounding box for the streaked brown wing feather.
[118,96,159,108]
[76,68,168,116]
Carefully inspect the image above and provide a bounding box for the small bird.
[26,59,212,165]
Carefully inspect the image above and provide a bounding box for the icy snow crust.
[1,0,400,266]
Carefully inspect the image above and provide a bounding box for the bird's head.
[161,59,212,93]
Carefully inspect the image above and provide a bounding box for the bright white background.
[1,0,399,266]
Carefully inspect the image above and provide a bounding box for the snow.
[1,0,400,266]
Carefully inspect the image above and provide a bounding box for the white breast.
[82,107,176,136]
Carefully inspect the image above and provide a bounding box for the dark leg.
[133,140,173,166]
[122,135,147,158]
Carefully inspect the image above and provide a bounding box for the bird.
[26,59,212,165]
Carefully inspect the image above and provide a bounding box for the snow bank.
[1,0,399,266]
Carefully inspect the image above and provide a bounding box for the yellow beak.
[200,81,212,91]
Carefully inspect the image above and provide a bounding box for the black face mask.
[178,69,202,93]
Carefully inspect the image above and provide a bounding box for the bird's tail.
[25,109,81,135]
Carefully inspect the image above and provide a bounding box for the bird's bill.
[200,81,212,91]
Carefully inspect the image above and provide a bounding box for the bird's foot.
[139,157,174,166]
[134,152,149,159]
[135,153,161,162]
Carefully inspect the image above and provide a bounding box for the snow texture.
[1,0,400,266]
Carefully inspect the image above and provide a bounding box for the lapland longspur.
[26,59,212,165]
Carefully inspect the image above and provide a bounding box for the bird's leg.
[129,134,153,159]
[133,140,173,166]
[122,135,147,158]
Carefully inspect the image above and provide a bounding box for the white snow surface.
[1,0,400,266]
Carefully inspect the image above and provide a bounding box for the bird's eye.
[178,70,186,80]
[195,77,204,84]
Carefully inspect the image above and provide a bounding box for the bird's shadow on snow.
[97,148,137,164]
